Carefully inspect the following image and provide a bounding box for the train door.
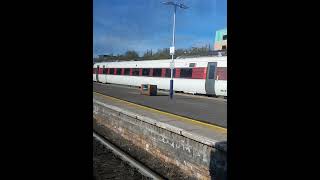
[205,62,217,95]
[96,65,99,82]
[102,65,105,83]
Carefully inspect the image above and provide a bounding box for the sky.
[93,0,227,57]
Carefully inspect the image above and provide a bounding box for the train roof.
[93,56,227,67]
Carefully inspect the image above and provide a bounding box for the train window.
[208,64,216,79]
[180,68,193,78]
[116,68,122,75]
[103,67,107,74]
[223,34,227,40]
[165,69,176,77]
[109,68,115,74]
[132,68,140,76]
[152,68,162,77]
[216,67,227,80]
[142,68,150,76]
[124,68,130,75]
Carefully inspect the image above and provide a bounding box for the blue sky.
[93,0,227,57]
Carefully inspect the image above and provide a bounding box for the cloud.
[94,33,172,56]
[93,0,227,56]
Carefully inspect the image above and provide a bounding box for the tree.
[142,49,153,60]
[93,44,215,63]
[124,50,139,60]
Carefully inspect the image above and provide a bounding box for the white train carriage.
[93,56,227,97]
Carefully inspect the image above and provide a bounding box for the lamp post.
[162,1,188,99]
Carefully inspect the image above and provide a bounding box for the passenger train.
[93,56,227,97]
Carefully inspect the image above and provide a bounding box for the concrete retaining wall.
[93,99,227,180]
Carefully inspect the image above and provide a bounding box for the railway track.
[93,131,164,180]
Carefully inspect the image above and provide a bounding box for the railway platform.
[93,82,227,128]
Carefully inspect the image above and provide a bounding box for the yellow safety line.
[93,92,227,133]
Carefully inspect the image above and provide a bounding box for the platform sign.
[170,46,175,55]
[170,62,175,69]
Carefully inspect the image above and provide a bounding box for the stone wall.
[93,100,226,180]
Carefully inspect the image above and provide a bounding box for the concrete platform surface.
[93,82,227,128]
[93,92,227,149]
